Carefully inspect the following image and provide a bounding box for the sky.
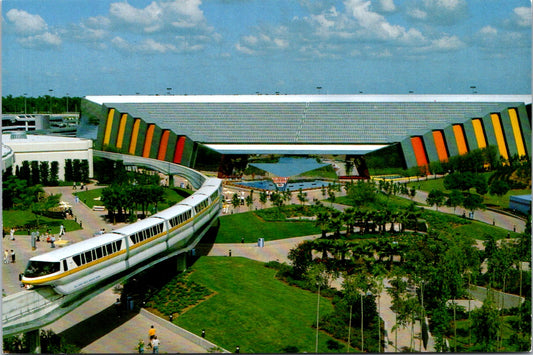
[2,0,531,97]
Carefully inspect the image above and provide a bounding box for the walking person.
[3,249,9,264]
[50,235,56,248]
[148,325,156,348]
[11,250,15,263]
[10,228,15,240]
[151,336,160,353]
[59,224,65,237]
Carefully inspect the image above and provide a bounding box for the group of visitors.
[138,325,160,353]
[3,249,15,264]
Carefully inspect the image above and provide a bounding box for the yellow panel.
[103,108,115,146]
[508,108,526,157]
[452,125,468,155]
[116,114,128,149]
[129,119,141,155]
[490,113,509,160]
[471,119,487,149]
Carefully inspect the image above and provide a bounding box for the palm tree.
[315,210,331,238]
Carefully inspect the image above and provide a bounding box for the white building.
[1,132,93,178]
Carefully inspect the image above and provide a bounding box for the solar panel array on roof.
[105,100,512,144]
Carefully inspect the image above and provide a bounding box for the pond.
[234,179,333,191]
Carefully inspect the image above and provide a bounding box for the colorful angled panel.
[143,124,155,158]
[508,108,526,157]
[103,108,115,146]
[129,119,141,155]
[490,113,509,160]
[116,113,128,149]
[432,130,448,161]
[471,119,487,149]
[452,124,468,155]
[174,136,186,164]
[158,130,170,160]
[410,136,428,166]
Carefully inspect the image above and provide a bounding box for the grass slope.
[176,256,337,353]
[215,211,321,243]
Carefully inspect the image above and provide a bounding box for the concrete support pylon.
[26,329,41,354]
[176,253,187,272]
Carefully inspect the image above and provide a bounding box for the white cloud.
[6,9,47,35]
[407,0,467,25]
[512,7,531,27]
[236,26,290,55]
[377,0,396,13]
[111,36,177,53]
[19,32,62,48]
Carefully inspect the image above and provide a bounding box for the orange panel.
[410,136,428,166]
[116,114,128,149]
[432,130,448,161]
[508,108,526,157]
[490,113,509,160]
[103,108,115,146]
[453,124,468,155]
[129,119,141,155]
[143,124,155,158]
[472,119,487,149]
[158,130,170,160]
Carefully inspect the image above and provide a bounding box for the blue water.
[235,179,333,191]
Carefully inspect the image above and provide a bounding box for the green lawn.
[215,211,322,243]
[406,176,531,210]
[3,210,81,234]
[74,186,191,210]
[176,256,339,353]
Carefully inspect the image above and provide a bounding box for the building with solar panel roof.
[78,94,531,176]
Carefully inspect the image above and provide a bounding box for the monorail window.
[115,240,122,250]
[85,251,93,263]
[95,247,103,259]
[73,255,81,266]
[63,260,68,271]
[106,243,114,254]
[24,260,60,278]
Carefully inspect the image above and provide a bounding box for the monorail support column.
[176,253,187,272]
[26,328,41,353]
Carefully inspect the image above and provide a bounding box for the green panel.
[499,108,517,157]
[443,126,459,157]
[149,125,163,160]
[400,138,418,169]
[180,136,195,167]
[108,109,122,150]
[165,132,178,162]
[462,119,477,152]
[516,104,531,156]
[481,113,498,147]
[422,131,439,163]
[120,114,135,154]
[135,120,148,157]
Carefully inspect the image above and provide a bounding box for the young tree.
[64,159,73,182]
[50,161,59,185]
[231,193,241,212]
[426,189,446,211]
[31,160,40,185]
[489,179,510,197]
[39,161,50,186]
[19,161,31,184]
[445,189,464,213]
[470,298,501,352]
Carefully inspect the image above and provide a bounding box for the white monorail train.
[22,178,222,295]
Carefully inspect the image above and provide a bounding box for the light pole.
[49,89,53,113]
[316,86,322,95]
[470,85,477,94]
[167,87,172,95]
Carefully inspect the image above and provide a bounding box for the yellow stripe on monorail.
[24,196,221,286]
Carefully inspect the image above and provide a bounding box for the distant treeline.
[2,95,82,114]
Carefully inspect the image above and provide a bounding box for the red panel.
[173,136,186,164]
[411,136,428,166]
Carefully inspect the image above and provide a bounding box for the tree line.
[2,95,82,114]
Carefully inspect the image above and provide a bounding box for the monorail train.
[22,178,222,295]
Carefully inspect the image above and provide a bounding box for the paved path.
[3,183,218,353]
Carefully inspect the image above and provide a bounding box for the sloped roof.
[87,94,530,146]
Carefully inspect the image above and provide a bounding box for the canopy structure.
[249,157,329,177]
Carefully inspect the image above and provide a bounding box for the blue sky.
[2,0,531,97]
